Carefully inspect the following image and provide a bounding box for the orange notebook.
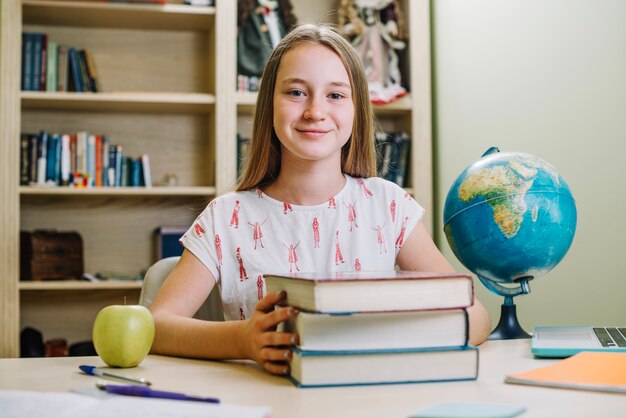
[505,352,626,394]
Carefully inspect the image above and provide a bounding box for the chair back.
[140,256,224,321]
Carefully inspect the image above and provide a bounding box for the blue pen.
[79,365,151,386]
[96,382,220,404]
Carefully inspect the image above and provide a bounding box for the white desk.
[0,340,624,417]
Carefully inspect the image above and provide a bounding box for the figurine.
[237,0,297,83]
[338,0,407,104]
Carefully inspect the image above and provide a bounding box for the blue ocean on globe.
[443,148,577,287]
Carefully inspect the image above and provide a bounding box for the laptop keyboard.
[593,327,626,347]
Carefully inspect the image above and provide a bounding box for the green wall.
[432,0,626,331]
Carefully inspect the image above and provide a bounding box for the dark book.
[236,134,250,178]
[22,33,34,91]
[45,134,60,184]
[57,45,69,92]
[28,133,38,183]
[78,49,92,92]
[290,346,478,387]
[68,47,83,92]
[282,309,469,352]
[154,226,188,261]
[114,144,123,187]
[20,134,31,185]
[107,142,117,186]
[375,131,393,179]
[130,158,142,187]
[32,33,43,91]
[39,33,48,91]
[393,132,411,187]
[265,271,474,314]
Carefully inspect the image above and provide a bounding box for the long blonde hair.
[236,23,377,191]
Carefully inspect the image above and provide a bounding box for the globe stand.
[478,276,532,340]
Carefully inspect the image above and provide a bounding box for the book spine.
[36,131,48,185]
[130,158,141,187]
[95,135,103,187]
[114,144,123,187]
[102,136,110,186]
[46,41,58,92]
[78,49,92,92]
[28,133,38,183]
[76,131,87,175]
[83,49,99,92]
[141,154,152,187]
[45,134,59,184]
[39,34,48,91]
[69,134,77,176]
[32,33,42,91]
[394,133,410,187]
[22,33,34,91]
[87,134,96,186]
[107,142,117,187]
[61,134,71,186]
[20,134,30,185]
[57,45,68,92]
[68,47,82,92]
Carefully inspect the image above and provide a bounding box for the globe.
[443,147,577,339]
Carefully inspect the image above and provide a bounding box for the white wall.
[432,0,626,331]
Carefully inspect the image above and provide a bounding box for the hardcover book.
[264,271,474,314]
[290,346,478,388]
[282,309,468,351]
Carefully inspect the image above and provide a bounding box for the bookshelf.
[0,0,432,358]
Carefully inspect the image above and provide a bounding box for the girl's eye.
[328,93,344,100]
[287,90,305,97]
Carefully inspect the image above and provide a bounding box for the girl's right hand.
[240,291,299,375]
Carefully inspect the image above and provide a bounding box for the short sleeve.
[179,202,221,284]
[390,183,425,250]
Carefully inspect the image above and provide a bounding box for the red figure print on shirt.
[312,217,320,248]
[240,307,245,320]
[344,201,359,232]
[396,216,409,248]
[283,241,301,272]
[328,197,337,209]
[214,234,223,267]
[354,258,361,271]
[247,218,267,249]
[229,200,240,228]
[283,202,294,214]
[371,222,387,254]
[193,222,205,238]
[390,200,397,223]
[236,247,248,281]
[356,178,373,198]
[335,230,345,265]
[257,275,264,300]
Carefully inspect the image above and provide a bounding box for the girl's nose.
[303,98,325,121]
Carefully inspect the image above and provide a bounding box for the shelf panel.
[236,92,413,116]
[19,280,143,291]
[20,186,216,197]
[21,92,215,113]
[23,0,215,31]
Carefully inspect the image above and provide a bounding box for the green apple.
[92,304,155,368]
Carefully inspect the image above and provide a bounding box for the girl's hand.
[241,291,299,375]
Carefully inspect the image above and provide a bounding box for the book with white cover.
[282,309,468,351]
[265,271,474,313]
[290,346,478,388]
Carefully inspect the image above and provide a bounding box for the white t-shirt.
[180,175,424,321]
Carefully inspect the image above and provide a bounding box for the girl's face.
[273,43,354,168]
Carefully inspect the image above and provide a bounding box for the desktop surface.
[0,339,624,418]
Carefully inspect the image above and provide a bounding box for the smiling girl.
[149,24,490,376]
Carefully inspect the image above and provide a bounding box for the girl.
[149,24,491,376]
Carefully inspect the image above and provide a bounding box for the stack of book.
[265,271,478,387]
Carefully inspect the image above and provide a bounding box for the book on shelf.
[282,308,468,351]
[45,41,57,92]
[290,345,478,388]
[375,131,410,187]
[236,134,250,178]
[264,271,474,314]
[504,351,626,394]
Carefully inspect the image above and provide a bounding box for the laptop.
[531,326,626,357]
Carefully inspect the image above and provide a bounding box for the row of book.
[21,32,99,93]
[19,131,152,188]
[376,131,411,187]
[265,271,478,387]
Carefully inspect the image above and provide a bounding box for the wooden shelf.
[20,186,216,197]
[23,0,215,31]
[19,280,143,291]
[236,91,413,116]
[21,91,215,113]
